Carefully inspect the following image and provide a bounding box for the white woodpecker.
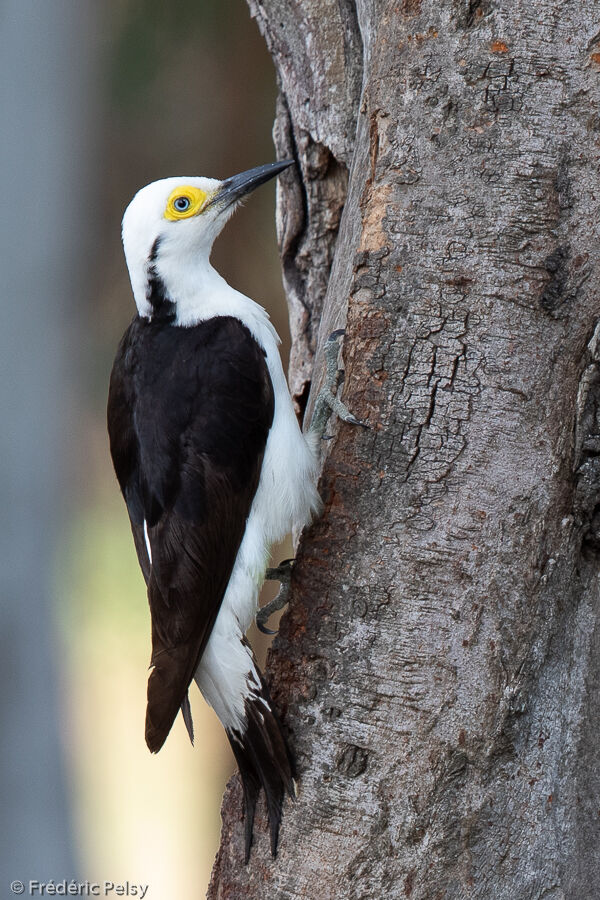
[107,160,362,861]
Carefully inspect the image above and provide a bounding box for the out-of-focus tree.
[62,2,284,897]
[0,0,100,883]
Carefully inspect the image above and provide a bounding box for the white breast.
[180,272,322,729]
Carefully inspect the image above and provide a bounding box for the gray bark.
[210,1,600,897]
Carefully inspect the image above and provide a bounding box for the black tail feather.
[227,677,295,863]
[180,691,194,745]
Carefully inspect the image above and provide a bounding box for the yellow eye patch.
[164,185,208,221]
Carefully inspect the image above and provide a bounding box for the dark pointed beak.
[208,159,294,210]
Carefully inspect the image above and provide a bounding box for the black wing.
[107,315,274,751]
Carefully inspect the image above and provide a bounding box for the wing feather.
[108,315,274,751]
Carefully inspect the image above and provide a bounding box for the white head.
[121,161,293,320]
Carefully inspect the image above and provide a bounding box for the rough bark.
[209,1,600,897]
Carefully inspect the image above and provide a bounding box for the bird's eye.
[174,196,191,212]
[164,185,208,221]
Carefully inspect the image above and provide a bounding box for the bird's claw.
[310,330,368,437]
[256,619,278,636]
[257,559,295,634]
[265,558,295,581]
[344,411,369,428]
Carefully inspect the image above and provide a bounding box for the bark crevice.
[209,2,600,896]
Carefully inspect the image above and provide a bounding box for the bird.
[107,160,327,861]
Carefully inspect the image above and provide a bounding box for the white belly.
[194,328,321,730]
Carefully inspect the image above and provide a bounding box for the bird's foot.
[257,559,295,634]
[309,330,369,439]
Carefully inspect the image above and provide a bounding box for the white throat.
[153,251,230,326]
[121,177,280,335]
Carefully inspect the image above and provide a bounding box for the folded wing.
[107,315,274,751]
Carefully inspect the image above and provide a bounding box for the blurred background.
[1,1,288,896]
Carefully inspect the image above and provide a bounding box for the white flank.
[191,282,321,730]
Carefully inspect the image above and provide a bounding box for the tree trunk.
[0,0,99,883]
[209,2,600,897]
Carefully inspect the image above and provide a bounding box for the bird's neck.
[135,252,233,327]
